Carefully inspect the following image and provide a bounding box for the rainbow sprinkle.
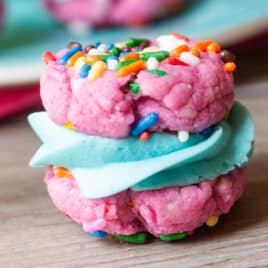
[59,45,82,65]
[131,112,159,136]
[44,34,235,96]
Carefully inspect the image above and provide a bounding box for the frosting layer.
[29,102,254,198]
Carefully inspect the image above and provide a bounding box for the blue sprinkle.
[93,41,101,48]
[108,43,114,50]
[107,55,118,61]
[200,126,215,137]
[119,51,131,57]
[87,231,108,238]
[79,64,91,78]
[131,112,159,136]
[59,45,82,65]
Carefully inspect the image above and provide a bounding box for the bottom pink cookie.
[45,167,247,240]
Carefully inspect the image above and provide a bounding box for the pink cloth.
[45,167,247,236]
[0,85,41,120]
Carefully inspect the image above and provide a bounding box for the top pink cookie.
[43,0,183,27]
[40,34,236,138]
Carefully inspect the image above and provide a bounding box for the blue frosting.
[28,102,254,198]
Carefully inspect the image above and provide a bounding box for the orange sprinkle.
[170,44,189,57]
[54,167,74,179]
[117,60,146,77]
[84,55,101,65]
[207,42,221,53]
[224,62,236,73]
[67,51,84,67]
[190,47,200,58]
[139,131,150,141]
[193,40,212,52]
[120,52,140,62]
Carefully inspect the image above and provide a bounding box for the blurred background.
[0,0,268,119]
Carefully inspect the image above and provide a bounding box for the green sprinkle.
[146,69,168,76]
[98,55,110,61]
[130,83,140,94]
[116,59,137,71]
[140,51,169,61]
[126,38,148,48]
[159,232,187,242]
[115,233,147,244]
[109,47,121,56]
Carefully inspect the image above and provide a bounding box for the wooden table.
[1,48,268,268]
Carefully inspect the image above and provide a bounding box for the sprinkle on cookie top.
[42,33,236,83]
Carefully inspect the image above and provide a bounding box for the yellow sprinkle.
[142,46,159,52]
[85,55,101,65]
[88,61,106,80]
[206,215,219,227]
[74,56,87,71]
[67,51,84,67]
[115,42,126,49]
[63,122,76,131]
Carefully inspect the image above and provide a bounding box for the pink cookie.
[46,167,247,238]
[41,35,234,138]
[29,34,254,244]
[43,0,183,29]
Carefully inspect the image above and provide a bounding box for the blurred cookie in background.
[42,0,184,33]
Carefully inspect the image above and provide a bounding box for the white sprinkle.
[87,48,101,56]
[74,57,86,71]
[178,131,189,142]
[142,46,160,52]
[98,43,108,53]
[115,42,125,49]
[146,57,159,70]
[179,52,200,66]
[167,203,174,211]
[157,35,187,52]
[107,59,118,70]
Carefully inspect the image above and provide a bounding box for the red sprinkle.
[172,33,189,41]
[42,51,56,64]
[164,57,188,66]
[139,131,150,141]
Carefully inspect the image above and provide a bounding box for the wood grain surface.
[0,48,268,268]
